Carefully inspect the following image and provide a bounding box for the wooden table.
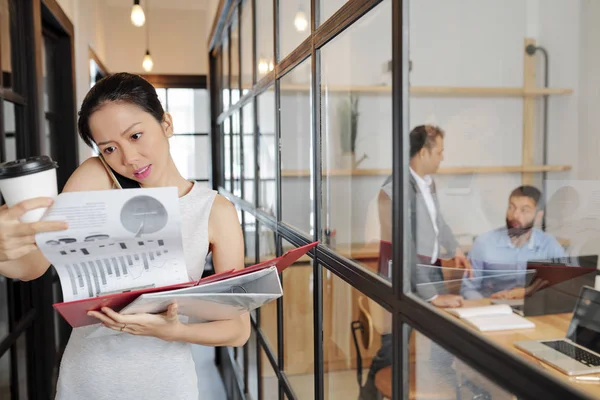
[374,304,600,399]
[450,300,600,399]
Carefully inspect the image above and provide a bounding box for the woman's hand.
[0,197,68,261]
[88,303,182,341]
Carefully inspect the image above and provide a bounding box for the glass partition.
[208,0,594,398]
[320,0,392,280]
[279,0,310,60]
[240,0,253,91]
[405,1,600,398]
[256,0,274,81]
[257,87,276,216]
[280,58,313,236]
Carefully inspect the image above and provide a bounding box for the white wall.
[410,0,586,248]
[102,3,208,75]
[56,0,108,163]
[56,0,213,164]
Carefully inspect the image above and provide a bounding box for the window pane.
[155,88,167,111]
[223,122,231,191]
[243,211,256,264]
[247,329,259,400]
[0,333,29,400]
[230,8,240,103]
[232,110,242,197]
[406,1,600,398]
[320,1,391,278]
[320,0,349,26]
[258,222,277,358]
[242,102,255,204]
[167,89,209,134]
[4,101,16,162]
[16,334,27,398]
[256,0,274,80]
[0,0,12,92]
[240,0,253,90]
[0,347,9,399]
[282,238,314,399]
[222,35,230,111]
[281,59,313,236]
[169,135,210,180]
[258,87,276,216]
[260,346,278,399]
[408,325,514,400]
[279,0,310,61]
[0,277,7,339]
[323,272,392,400]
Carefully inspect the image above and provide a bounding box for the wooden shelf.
[281,165,572,177]
[277,84,573,97]
[437,165,572,174]
[525,88,573,96]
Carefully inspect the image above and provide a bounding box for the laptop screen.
[567,286,600,354]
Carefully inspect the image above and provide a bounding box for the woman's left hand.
[88,303,181,341]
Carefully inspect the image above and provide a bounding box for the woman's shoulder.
[210,193,235,215]
[207,194,241,243]
[62,156,113,193]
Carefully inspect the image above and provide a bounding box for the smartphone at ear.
[96,153,123,189]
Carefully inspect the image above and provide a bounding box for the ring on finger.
[120,323,127,332]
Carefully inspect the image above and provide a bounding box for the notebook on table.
[447,304,535,332]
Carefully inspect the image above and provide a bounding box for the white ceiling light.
[131,0,145,27]
[294,9,308,32]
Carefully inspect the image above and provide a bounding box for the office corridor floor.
[192,345,227,400]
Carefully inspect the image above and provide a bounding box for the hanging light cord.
[146,0,150,51]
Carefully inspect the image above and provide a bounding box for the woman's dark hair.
[77,72,165,148]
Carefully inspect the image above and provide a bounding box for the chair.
[351,296,374,389]
[351,296,391,399]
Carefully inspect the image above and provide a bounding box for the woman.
[0,72,249,399]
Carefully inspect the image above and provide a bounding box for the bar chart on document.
[35,187,190,302]
[58,238,182,301]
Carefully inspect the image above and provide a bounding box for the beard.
[506,218,534,238]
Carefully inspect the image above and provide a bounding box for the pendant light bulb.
[131,0,146,27]
[142,50,154,72]
[294,10,308,32]
[258,57,269,74]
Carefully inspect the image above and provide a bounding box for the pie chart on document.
[120,195,168,237]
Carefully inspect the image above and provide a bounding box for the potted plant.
[338,92,360,169]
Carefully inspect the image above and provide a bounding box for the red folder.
[53,241,318,328]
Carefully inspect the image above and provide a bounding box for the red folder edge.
[53,241,318,328]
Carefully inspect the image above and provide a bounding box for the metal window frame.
[208,0,594,399]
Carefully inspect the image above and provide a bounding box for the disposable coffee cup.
[0,156,58,223]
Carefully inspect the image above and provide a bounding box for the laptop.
[514,286,600,376]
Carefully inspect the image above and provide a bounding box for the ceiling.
[103,0,208,11]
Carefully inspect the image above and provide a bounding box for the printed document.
[35,187,189,302]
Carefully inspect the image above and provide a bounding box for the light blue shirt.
[461,227,567,299]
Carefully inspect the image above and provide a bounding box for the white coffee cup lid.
[0,155,58,179]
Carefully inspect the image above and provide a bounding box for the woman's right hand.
[0,197,68,261]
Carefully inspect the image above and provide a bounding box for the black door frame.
[0,1,77,399]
